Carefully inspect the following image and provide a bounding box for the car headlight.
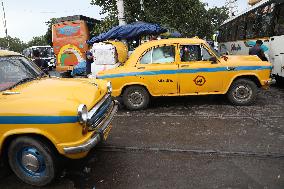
[107,81,112,93]
[77,104,88,125]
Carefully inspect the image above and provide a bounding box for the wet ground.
[0,84,283,189]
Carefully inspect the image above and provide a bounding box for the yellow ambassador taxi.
[0,50,118,186]
[97,38,272,110]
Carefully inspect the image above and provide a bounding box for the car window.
[140,45,175,64]
[180,45,201,62]
[140,49,152,64]
[0,57,40,91]
[201,46,213,61]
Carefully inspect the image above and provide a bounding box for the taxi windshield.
[208,44,221,58]
[0,56,44,91]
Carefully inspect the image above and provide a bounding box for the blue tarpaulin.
[71,60,86,76]
[87,22,167,45]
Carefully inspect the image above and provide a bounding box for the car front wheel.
[123,86,150,110]
[8,136,58,186]
[227,79,257,106]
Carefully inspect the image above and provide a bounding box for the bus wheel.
[227,79,257,106]
[8,137,58,187]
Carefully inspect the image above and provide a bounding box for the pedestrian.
[33,49,48,73]
[249,40,268,61]
[86,51,94,75]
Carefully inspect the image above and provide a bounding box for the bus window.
[224,23,230,42]
[275,3,284,36]
[246,11,257,39]
[258,4,275,37]
[231,20,238,41]
[237,16,246,40]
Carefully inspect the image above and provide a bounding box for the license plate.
[103,124,112,141]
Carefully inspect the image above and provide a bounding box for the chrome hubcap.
[129,91,144,107]
[233,85,252,102]
[22,153,40,172]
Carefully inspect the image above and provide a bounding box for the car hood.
[0,78,107,116]
[226,55,261,62]
[223,55,272,67]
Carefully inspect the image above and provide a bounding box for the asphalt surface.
[0,84,283,189]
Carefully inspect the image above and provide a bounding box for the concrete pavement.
[0,86,283,189]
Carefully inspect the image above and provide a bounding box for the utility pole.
[140,0,146,21]
[1,0,9,49]
[116,0,126,26]
[225,0,238,18]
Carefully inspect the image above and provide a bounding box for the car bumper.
[63,100,118,154]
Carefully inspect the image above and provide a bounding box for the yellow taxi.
[97,38,272,110]
[0,50,118,186]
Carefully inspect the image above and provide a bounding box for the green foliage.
[0,34,50,53]
[207,6,229,33]
[90,0,229,39]
[0,36,27,52]
[44,18,57,46]
[27,36,48,47]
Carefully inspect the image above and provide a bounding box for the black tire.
[227,79,258,106]
[0,154,12,178]
[275,75,284,87]
[123,86,150,110]
[8,137,58,187]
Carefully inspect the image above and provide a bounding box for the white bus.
[23,46,56,70]
[218,0,284,84]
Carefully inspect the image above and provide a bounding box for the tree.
[27,36,48,47]
[0,36,27,52]
[44,18,57,46]
[90,0,228,39]
[207,6,229,34]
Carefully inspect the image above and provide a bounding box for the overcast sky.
[0,0,249,42]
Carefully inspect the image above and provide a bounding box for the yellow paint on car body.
[97,38,272,97]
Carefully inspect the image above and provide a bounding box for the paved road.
[0,85,283,189]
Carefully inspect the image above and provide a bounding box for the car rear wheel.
[8,137,58,186]
[275,75,284,86]
[227,79,257,106]
[123,86,150,110]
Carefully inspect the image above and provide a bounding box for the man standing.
[249,40,268,61]
[86,51,94,75]
[33,49,48,73]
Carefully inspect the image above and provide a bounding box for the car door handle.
[181,65,189,68]
[137,67,145,69]
[227,66,236,71]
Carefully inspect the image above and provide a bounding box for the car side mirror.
[209,56,218,64]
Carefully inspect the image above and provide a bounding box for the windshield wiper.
[7,77,36,90]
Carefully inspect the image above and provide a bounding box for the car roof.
[141,37,206,47]
[0,50,22,57]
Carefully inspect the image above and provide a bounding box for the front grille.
[88,95,112,130]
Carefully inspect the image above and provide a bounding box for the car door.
[136,44,179,96]
[178,44,224,94]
